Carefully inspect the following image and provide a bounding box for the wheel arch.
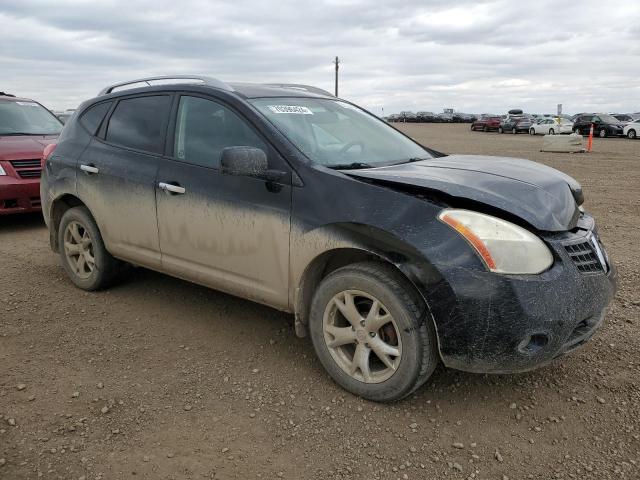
[48,194,89,252]
[292,223,445,357]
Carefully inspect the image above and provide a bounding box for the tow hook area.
[517,333,550,355]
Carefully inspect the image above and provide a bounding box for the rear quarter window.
[79,102,112,135]
[105,95,171,154]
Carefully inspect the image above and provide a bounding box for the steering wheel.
[338,141,365,155]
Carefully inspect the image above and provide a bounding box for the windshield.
[250,97,432,167]
[598,114,621,124]
[0,100,63,135]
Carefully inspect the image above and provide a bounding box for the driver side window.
[174,96,267,169]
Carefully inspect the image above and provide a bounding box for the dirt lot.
[1,124,639,480]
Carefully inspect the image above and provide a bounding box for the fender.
[290,222,454,352]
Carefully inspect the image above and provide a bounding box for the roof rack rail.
[0,92,16,97]
[262,83,334,97]
[98,75,233,96]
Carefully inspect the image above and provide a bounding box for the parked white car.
[529,118,573,135]
[623,119,640,139]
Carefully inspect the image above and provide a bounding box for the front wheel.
[58,206,122,290]
[549,128,555,135]
[574,128,581,135]
[309,262,438,402]
[529,128,536,135]
[599,128,607,138]
[628,129,637,139]
[498,127,504,134]
[512,128,517,134]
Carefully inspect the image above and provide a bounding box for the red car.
[0,93,62,215]
[471,116,502,132]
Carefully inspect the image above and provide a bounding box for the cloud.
[1,0,639,114]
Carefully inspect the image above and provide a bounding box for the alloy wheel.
[63,221,95,279]
[322,290,402,384]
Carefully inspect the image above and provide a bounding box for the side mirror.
[220,146,268,178]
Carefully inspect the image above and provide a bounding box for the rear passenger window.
[173,96,267,168]
[79,102,111,135]
[106,96,171,154]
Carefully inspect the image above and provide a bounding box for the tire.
[512,128,517,134]
[574,128,581,135]
[483,126,488,132]
[549,128,555,135]
[628,129,637,139]
[599,129,607,138]
[498,127,504,134]
[529,128,535,135]
[309,262,439,402]
[57,206,122,291]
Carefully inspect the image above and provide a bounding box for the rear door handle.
[80,164,99,174]
[158,182,186,195]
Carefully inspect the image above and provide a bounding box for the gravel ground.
[1,123,639,480]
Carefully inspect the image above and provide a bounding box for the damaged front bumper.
[429,215,616,374]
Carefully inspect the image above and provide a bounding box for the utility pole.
[334,56,340,97]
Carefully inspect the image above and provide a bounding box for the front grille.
[16,170,41,178]
[564,240,604,273]
[10,159,42,179]
[10,159,41,168]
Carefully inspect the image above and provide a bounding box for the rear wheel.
[58,206,122,290]
[574,127,581,135]
[309,262,438,402]
[483,126,488,132]
[599,128,607,138]
[628,129,637,139]
[498,127,504,134]
[512,128,517,134]
[529,128,536,135]
[549,128,555,135]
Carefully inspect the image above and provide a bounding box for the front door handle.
[158,182,186,195]
[80,164,99,174]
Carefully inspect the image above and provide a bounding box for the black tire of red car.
[498,127,504,134]
[599,129,607,138]
[628,129,637,139]
[483,126,488,132]
[58,206,123,291]
[308,262,439,402]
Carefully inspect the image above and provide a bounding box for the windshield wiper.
[0,132,56,136]
[392,157,430,165]
[327,162,374,170]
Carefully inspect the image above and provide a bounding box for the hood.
[346,155,582,232]
[0,135,58,161]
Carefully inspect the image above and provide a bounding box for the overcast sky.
[1,0,639,115]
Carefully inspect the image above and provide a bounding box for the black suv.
[41,76,616,402]
[572,114,626,138]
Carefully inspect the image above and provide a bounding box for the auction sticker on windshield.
[268,105,313,114]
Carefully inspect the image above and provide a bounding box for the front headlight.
[438,209,553,274]
[0,165,6,176]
